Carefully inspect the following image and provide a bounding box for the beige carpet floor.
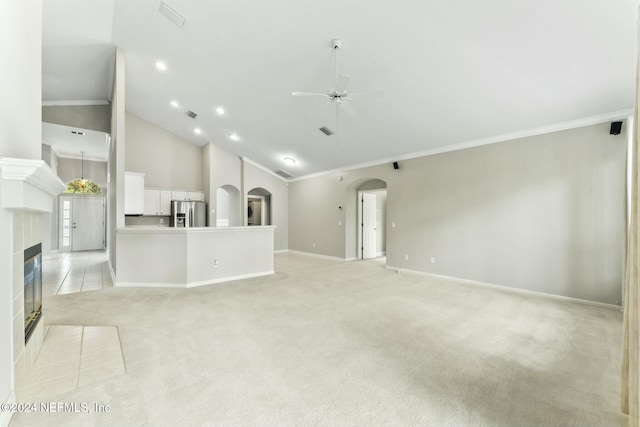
[11,252,625,426]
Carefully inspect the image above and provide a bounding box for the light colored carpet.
[11,253,625,426]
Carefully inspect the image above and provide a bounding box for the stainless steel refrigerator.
[170,200,207,227]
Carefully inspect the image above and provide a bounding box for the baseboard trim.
[345,257,358,262]
[115,270,275,289]
[285,250,346,262]
[274,249,289,254]
[1,391,16,427]
[385,265,620,310]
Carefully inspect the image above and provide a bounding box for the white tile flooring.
[21,326,126,400]
[42,250,113,296]
[21,250,124,401]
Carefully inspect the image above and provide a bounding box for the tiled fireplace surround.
[0,158,65,426]
[12,211,45,398]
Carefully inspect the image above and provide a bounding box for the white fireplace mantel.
[0,158,65,212]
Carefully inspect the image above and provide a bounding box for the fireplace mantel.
[0,158,65,212]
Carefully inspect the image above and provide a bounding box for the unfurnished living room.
[2,0,640,426]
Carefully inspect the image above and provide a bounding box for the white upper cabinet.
[188,191,204,201]
[144,189,174,216]
[172,190,188,201]
[124,172,145,215]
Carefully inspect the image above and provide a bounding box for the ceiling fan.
[292,39,358,136]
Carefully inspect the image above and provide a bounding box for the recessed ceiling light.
[155,61,167,71]
[227,132,240,142]
[170,100,179,108]
[194,128,202,135]
[215,107,225,115]
[284,157,296,165]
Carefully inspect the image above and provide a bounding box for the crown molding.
[290,109,634,182]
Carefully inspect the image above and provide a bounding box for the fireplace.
[24,243,42,343]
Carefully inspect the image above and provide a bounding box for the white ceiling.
[42,122,110,162]
[42,0,638,178]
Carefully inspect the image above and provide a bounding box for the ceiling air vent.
[275,169,294,179]
[319,126,334,136]
[159,2,186,28]
[185,110,197,119]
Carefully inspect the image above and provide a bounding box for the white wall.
[289,123,626,304]
[0,1,42,160]
[125,113,202,190]
[0,0,42,421]
[108,48,126,274]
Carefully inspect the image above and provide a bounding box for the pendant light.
[80,151,87,187]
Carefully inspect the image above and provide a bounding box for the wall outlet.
[404,254,409,261]
[338,220,342,226]
[159,218,164,224]
[430,257,435,264]
[312,243,316,248]
[392,222,396,228]
[213,259,219,268]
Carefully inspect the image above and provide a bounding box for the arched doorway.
[247,187,272,226]
[216,185,241,226]
[344,178,388,260]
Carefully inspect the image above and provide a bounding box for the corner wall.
[289,122,626,304]
[0,1,43,424]
[108,48,126,274]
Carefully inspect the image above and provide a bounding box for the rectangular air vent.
[159,2,186,28]
[185,110,197,119]
[275,169,294,179]
[319,126,334,136]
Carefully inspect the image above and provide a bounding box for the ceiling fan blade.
[292,91,330,98]
[335,74,351,94]
[339,101,357,117]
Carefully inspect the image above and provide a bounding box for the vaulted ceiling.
[42,0,637,178]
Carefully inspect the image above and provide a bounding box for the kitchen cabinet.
[144,189,172,216]
[188,191,204,201]
[171,190,204,201]
[124,172,145,215]
[172,190,188,201]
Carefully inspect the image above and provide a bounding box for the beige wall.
[244,161,289,251]
[42,105,111,133]
[57,158,108,189]
[289,122,626,304]
[203,142,242,225]
[125,113,202,190]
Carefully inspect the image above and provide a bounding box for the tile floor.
[20,250,123,402]
[42,250,113,296]
[20,325,126,401]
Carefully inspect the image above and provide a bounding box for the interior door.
[362,193,377,259]
[72,198,105,251]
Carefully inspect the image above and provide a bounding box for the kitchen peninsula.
[115,226,275,287]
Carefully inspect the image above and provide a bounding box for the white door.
[72,198,105,251]
[362,193,377,259]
